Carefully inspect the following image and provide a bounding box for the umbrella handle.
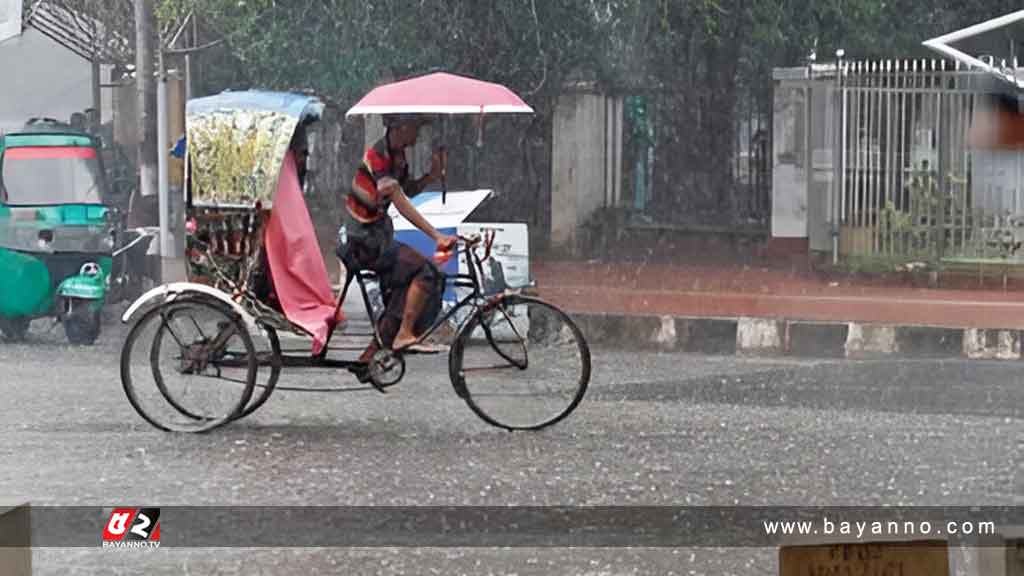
[439,145,447,204]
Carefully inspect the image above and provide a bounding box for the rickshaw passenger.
[337,115,456,369]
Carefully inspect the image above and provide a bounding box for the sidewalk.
[532,260,1024,359]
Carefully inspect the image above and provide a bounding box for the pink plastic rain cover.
[264,151,340,354]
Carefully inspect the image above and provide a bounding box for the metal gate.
[835,59,1024,263]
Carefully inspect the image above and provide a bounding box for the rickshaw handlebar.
[458,232,495,260]
[432,232,494,265]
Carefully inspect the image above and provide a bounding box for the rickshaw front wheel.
[120,297,257,433]
[448,295,591,431]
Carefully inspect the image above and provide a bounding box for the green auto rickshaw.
[0,119,150,344]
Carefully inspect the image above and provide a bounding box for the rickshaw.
[0,119,155,344]
[118,80,590,433]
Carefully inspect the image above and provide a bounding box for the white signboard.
[453,223,531,341]
[390,190,531,340]
[389,189,493,231]
[0,0,23,44]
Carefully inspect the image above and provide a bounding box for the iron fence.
[836,59,1024,264]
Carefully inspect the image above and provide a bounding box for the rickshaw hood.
[185,91,323,207]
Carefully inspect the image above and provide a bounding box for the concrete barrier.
[567,311,1024,362]
[896,326,964,357]
[653,316,678,350]
[678,318,738,355]
[0,503,31,576]
[964,329,1022,360]
[845,324,899,357]
[736,318,783,355]
[786,322,848,357]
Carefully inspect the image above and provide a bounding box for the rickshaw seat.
[263,151,340,355]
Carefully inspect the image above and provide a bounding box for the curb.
[570,313,1024,360]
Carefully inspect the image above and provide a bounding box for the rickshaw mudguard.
[121,283,259,331]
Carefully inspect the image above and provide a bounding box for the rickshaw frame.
[118,90,590,433]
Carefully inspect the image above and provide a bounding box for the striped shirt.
[347,135,410,223]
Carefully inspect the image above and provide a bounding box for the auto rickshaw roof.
[1,132,95,148]
[185,90,324,206]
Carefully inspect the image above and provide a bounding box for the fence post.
[834,50,847,264]
[936,60,948,262]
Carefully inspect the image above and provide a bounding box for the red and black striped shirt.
[347,135,410,223]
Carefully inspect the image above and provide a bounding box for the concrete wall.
[807,81,836,252]
[772,81,809,239]
[772,70,837,251]
[550,88,622,250]
[0,27,93,132]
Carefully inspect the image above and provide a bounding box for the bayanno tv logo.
[102,508,161,549]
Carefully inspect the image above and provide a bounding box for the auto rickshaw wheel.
[65,303,101,346]
[0,317,30,342]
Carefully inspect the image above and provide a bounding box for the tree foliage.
[37,0,1024,225]
[39,0,1023,106]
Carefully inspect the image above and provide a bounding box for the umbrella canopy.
[346,72,534,116]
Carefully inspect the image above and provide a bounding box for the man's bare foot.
[391,332,419,351]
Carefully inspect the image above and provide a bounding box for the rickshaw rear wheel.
[120,297,257,433]
[233,322,282,420]
[137,294,283,423]
[0,317,30,342]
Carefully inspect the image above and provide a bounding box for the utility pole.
[157,46,170,260]
[134,0,157,222]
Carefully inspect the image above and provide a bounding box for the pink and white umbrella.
[346,72,534,116]
[347,72,533,203]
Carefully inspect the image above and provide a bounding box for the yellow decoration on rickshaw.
[186,109,299,206]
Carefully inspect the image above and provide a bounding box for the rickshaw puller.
[336,115,456,375]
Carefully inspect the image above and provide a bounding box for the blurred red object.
[433,250,453,265]
[969,96,1024,149]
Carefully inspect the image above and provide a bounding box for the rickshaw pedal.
[346,363,374,385]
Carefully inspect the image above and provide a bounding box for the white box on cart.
[390,190,530,340]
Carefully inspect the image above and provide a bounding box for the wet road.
[1,314,1021,575]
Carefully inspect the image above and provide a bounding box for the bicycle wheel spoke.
[157,310,189,350]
